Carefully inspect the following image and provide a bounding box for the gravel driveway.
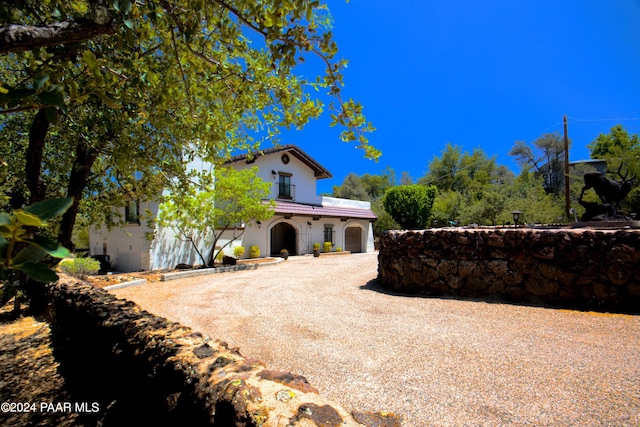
[112,253,640,426]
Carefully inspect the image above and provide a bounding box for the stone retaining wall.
[45,278,400,427]
[377,228,640,313]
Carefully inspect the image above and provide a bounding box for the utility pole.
[563,116,570,219]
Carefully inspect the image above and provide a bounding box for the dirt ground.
[0,303,81,427]
[0,257,278,427]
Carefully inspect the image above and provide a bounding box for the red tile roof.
[273,200,377,221]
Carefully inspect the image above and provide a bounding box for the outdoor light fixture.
[271,170,277,178]
[256,220,262,229]
[511,210,521,228]
[307,221,312,228]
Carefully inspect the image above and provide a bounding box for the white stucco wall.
[231,152,322,205]
[149,225,213,270]
[321,196,372,209]
[89,200,159,272]
[241,215,373,257]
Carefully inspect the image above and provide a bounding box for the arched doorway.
[270,222,297,256]
[345,226,362,253]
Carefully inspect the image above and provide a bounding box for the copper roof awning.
[272,200,377,221]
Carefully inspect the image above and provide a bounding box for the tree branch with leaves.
[159,166,274,267]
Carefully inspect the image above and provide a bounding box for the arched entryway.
[270,222,297,256]
[345,226,363,253]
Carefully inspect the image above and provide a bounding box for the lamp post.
[511,210,522,228]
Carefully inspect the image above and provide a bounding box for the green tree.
[421,144,516,226]
[159,166,274,267]
[419,143,465,191]
[509,133,568,195]
[587,124,640,214]
[370,199,400,234]
[332,169,394,202]
[361,172,394,201]
[588,124,640,158]
[1,0,377,249]
[331,169,396,235]
[420,144,502,192]
[332,173,368,200]
[383,185,437,230]
[431,189,463,226]
[499,170,564,224]
[399,171,413,185]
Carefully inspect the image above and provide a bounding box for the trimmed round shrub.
[383,184,437,229]
[233,246,246,258]
[249,245,260,258]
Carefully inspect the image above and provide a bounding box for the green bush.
[383,184,437,229]
[59,257,101,280]
[233,246,246,258]
[249,245,260,258]
[313,242,321,250]
[335,247,343,252]
[323,241,332,252]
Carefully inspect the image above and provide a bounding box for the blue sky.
[276,1,640,195]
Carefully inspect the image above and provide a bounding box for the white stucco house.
[89,145,377,271]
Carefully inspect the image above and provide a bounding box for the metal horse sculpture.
[578,164,636,221]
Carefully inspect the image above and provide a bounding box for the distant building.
[569,159,607,174]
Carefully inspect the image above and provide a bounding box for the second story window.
[125,200,140,225]
[278,173,292,199]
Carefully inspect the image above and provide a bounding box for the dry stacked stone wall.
[378,228,640,313]
[45,278,401,427]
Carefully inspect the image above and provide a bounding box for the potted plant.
[233,246,246,259]
[313,242,321,257]
[323,241,333,253]
[280,248,289,260]
[249,245,260,258]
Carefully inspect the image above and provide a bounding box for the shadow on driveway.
[359,279,640,315]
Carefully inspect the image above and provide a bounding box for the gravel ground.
[112,253,640,426]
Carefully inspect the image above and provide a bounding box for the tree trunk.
[58,141,100,250]
[26,108,49,204]
[19,109,51,315]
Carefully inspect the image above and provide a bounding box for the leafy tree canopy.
[383,185,437,230]
[332,168,395,202]
[332,173,367,201]
[419,143,503,193]
[159,166,274,267]
[587,125,640,214]
[1,0,377,248]
[509,133,568,195]
[588,124,640,159]
[1,0,376,154]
